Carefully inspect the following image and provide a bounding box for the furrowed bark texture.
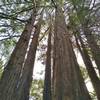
[83,27,100,74]
[70,39,91,100]
[43,27,52,100]
[13,18,42,100]
[53,7,91,100]
[76,34,100,100]
[0,9,36,100]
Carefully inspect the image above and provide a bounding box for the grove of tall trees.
[0,0,100,100]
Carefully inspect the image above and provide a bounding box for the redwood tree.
[75,34,100,100]
[43,25,52,100]
[53,6,91,100]
[0,7,37,100]
[13,16,42,100]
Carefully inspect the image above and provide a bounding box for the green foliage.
[0,28,7,33]
[80,66,89,80]
[0,39,16,59]
[69,12,80,27]
[0,59,3,78]
[0,0,99,100]
[30,79,44,100]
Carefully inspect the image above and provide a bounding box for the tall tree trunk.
[75,34,100,100]
[43,26,52,100]
[0,8,36,100]
[13,17,42,100]
[83,27,100,73]
[53,7,91,100]
[69,39,91,100]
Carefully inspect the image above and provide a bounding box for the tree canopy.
[0,0,100,100]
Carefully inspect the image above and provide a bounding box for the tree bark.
[43,26,52,100]
[53,7,91,100]
[69,39,91,100]
[0,8,36,100]
[83,27,100,74]
[13,17,42,100]
[75,34,100,100]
